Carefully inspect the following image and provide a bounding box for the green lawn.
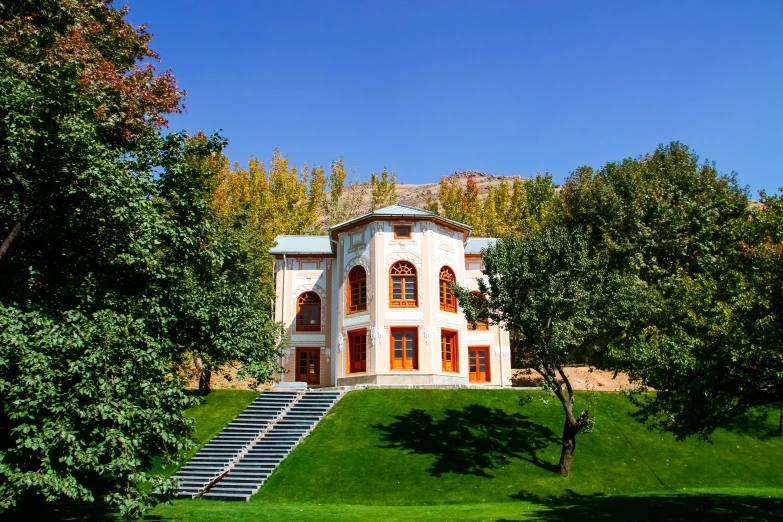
[150,389,783,521]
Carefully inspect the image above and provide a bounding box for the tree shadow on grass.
[501,490,783,521]
[374,404,559,478]
[727,406,783,441]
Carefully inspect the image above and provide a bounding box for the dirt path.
[512,366,635,391]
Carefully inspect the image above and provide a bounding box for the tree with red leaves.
[0,0,184,260]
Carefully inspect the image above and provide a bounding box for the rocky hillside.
[352,171,525,214]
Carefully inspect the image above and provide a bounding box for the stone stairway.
[174,390,301,499]
[202,390,343,501]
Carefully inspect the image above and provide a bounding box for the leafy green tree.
[455,227,635,476]
[559,142,780,440]
[560,142,749,285]
[0,0,183,261]
[0,1,282,516]
[626,190,783,439]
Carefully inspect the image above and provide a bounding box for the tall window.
[296,292,320,331]
[391,328,418,369]
[390,261,417,307]
[349,329,367,373]
[467,291,489,330]
[439,266,457,312]
[441,330,458,372]
[348,266,367,313]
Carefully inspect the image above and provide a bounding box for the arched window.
[296,292,321,331]
[467,291,489,330]
[389,261,417,307]
[347,266,367,313]
[439,266,457,312]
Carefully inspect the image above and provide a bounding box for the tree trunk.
[193,355,211,392]
[558,418,580,476]
[198,369,211,392]
[0,220,23,261]
[549,364,588,477]
[779,401,782,436]
[0,166,30,261]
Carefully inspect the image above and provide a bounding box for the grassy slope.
[256,390,783,504]
[152,389,783,521]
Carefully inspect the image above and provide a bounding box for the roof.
[270,235,332,255]
[330,204,472,235]
[465,237,498,254]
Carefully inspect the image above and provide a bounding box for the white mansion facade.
[270,204,512,387]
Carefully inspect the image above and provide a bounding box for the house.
[270,204,512,387]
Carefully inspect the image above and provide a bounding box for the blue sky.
[126,1,782,196]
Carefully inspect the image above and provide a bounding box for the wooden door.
[349,330,367,373]
[468,347,490,383]
[441,331,457,372]
[296,348,320,384]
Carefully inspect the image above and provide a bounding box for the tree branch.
[557,364,575,402]
[0,165,32,261]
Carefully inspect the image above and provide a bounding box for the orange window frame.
[394,225,412,239]
[439,266,457,312]
[347,266,367,314]
[390,327,418,370]
[441,329,459,373]
[296,292,321,331]
[389,261,418,308]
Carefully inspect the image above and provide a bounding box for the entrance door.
[296,348,320,384]
[468,347,490,383]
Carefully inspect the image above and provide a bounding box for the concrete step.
[201,442,247,451]
[202,491,252,501]
[190,391,343,501]
[179,465,226,473]
[224,474,268,482]
[243,450,290,456]
[231,466,276,474]
[207,486,258,496]
[174,473,218,483]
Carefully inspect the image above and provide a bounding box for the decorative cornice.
[384,251,423,272]
[344,313,370,328]
[290,334,326,344]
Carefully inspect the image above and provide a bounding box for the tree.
[625,190,783,439]
[322,158,363,227]
[427,173,558,238]
[455,227,634,476]
[0,0,183,262]
[558,142,780,440]
[0,2,282,516]
[560,142,748,285]
[370,167,397,211]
